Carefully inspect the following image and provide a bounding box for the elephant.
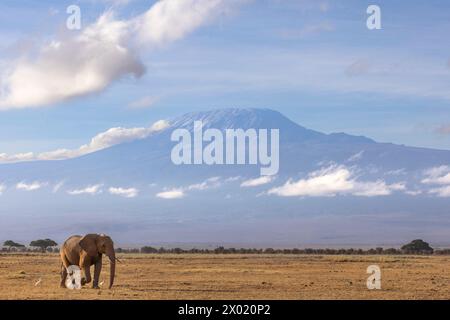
[60,234,116,289]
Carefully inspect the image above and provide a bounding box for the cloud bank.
[0,119,168,163]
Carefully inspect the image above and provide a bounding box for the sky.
[0,0,450,159]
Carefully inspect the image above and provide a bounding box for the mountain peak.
[169,108,319,137]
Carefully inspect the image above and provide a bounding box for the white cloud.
[0,11,143,109]
[188,176,221,190]
[0,152,34,162]
[429,185,450,197]
[0,0,242,110]
[353,181,405,197]
[68,184,103,195]
[422,165,450,197]
[0,184,5,195]
[405,190,422,196]
[268,165,405,197]
[109,187,139,198]
[16,181,46,191]
[134,0,236,47]
[157,176,226,198]
[241,176,274,187]
[421,165,450,185]
[156,188,185,199]
[0,119,169,163]
[268,166,353,197]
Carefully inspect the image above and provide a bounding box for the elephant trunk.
[106,251,116,289]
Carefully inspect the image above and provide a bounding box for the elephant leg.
[80,256,91,285]
[92,260,102,289]
[83,265,92,285]
[60,254,70,288]
[60,263,68,288]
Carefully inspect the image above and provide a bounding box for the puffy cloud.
[68,184,103,195]
[429,185,450,197]
[268,165,405,197]
[421,165,450,185]
[0,152,34,162]
[0,12,144,109]
[156,188,185,199]
[109,187,139,198]
[0,0,242,109]
[268,166,353,197]
[241,176,274,187]
[16,181,46,191]
[0,119,169,163]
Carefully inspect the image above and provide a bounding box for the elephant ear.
[79,234,99,257]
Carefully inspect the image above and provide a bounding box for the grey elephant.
[60,234,116,289]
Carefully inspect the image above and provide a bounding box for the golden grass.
[0,253,448,300]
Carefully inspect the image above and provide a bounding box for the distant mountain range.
[0,108,449,246]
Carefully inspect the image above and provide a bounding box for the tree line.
[3,238,449,255]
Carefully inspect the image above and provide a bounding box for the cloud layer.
[0,119,168,163]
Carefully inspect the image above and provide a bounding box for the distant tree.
[3,240,25,248]
[401,239,433,254]
[29,239,58,252]
[141,246,158,254]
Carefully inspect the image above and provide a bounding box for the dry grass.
[0,253,448,300]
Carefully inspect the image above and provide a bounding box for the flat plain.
[0,253,448,300]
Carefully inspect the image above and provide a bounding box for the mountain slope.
[0,108,449,245]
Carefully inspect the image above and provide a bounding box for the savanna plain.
[0,253,448,300]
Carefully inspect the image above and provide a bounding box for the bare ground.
[0,253,448,300]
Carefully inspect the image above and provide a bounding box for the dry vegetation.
[0,253,449,300]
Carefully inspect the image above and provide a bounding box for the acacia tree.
[401,239,433,254]
[29,239,58,252]
[3,240,25,248]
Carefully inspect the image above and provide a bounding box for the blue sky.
[0,0,450,157]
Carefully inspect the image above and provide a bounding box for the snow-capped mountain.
[0,108,449,246]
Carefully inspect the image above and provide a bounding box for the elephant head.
[79,234,116,289]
